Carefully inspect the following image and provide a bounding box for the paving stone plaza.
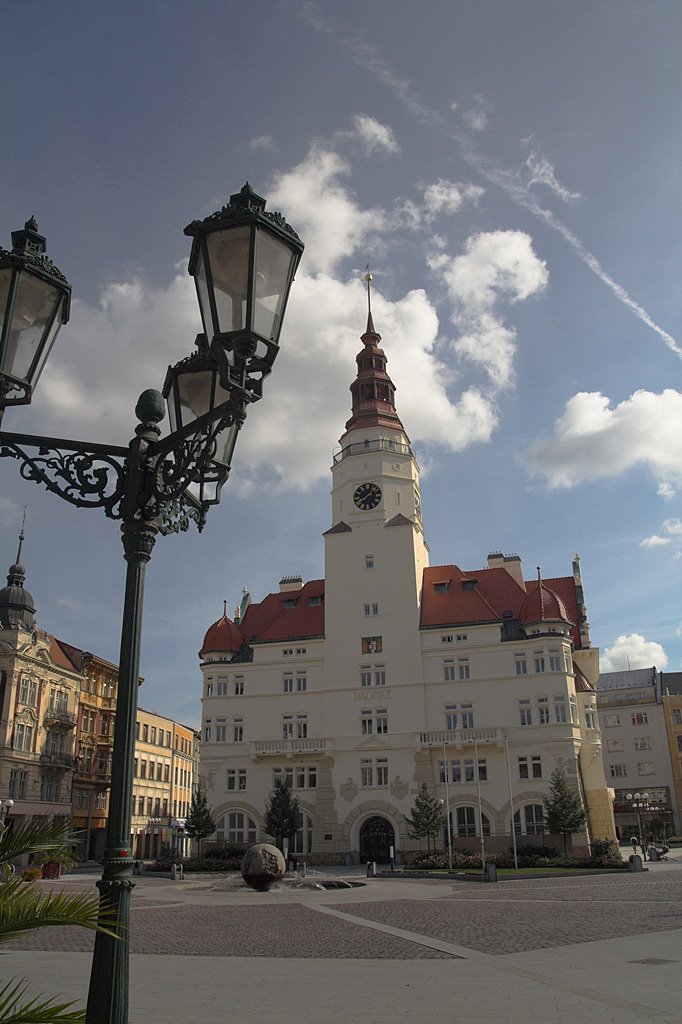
[4,857,682,1023]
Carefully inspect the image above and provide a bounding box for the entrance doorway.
[359,815,395,863]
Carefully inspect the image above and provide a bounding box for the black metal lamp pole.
[0,186,303,1024]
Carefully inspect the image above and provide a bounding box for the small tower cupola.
[0,519,36,630]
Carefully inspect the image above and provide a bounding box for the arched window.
[290,813,313,854]
[514,804,545,836]
[453,806,491,838]
[215,811,257,845]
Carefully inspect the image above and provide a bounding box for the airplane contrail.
[301,3,682,359]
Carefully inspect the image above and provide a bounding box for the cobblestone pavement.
[7,867,682,960]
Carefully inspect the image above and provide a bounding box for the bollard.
[484,863,498,883]
[628,854,643,872]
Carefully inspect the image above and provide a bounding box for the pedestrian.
[630,835,639,855]
[640,837,648,861]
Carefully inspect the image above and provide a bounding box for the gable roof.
[239,579,325,644]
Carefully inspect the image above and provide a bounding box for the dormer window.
[282,598,296,609]
[463,580,476,591]
[434,582,449,593]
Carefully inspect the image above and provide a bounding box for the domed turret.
[0,523,36,631]
[519,568,573,638]
[200,602,243,657]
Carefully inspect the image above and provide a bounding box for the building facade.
[596,667,680,837]
[199,314,616,861]
[0,535,79,832]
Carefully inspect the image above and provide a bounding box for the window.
[519,756,542,779]
[227,769,247,791]
[234,677,244,696]
[365,554,374,570]
[537,697,550,724]
[215,720,227,742]
[97,791,107,811]
[442,634,453,644]
[14,723,34,752]
[40,774,59,802]
[374,668,386,686]
[283,673,294,693]
[166,731,172,747]
[631,712,649,726]
[637,762,655,776]
[233,718,244,742]
[217,681,228,695]
[164,763,170,782]
[361,758,389,787]
[519,700,532,726]
[515,657,528,675]
[569,695,578,724]
[142,724,148,741]
[296,715,308,739]
[461,703,474,729]
[283,648,293,657]
[296,672,307,692]
[360,667,372,688]
[445,704,457,730]
[296,647,307,655]
[206,682,214,697]
[514,805,545,835]
[443,659,455,682]
[361,709,388,735]
[458,660,470,680]
[456,634,468,642]
[283,715,294,739]
[225,812,257,845]
[634,736,652,751]
[534,654,545,673]
[362,636,382,654]
[455,806,491,837]
[554,696,567,723]
[363,603,379,616]
[585,707,596,729]
[150,727,157,744]
[8,769,27,799]
[531,755,542,778]
[609,764,628,778]
[604,713,621,728]
[434,582,449,593]
[549,651,562,671]
[19,678,37,705]
[672,708,682,725]
[607,738,624,752]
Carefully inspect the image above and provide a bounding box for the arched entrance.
[359,815,395,863]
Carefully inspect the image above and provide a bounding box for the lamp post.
[0,797,14,824]
[624,791,666,847]
[0,184,303,1024]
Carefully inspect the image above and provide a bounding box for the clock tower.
[323,306,429,712]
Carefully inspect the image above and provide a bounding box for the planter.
[41,861,61,879]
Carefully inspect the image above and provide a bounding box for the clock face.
[354,482,382,510]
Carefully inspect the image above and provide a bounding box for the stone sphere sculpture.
[241,843,286,891]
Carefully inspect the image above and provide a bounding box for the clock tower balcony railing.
[333,437,413,463]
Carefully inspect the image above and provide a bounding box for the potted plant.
[41,842,78,879]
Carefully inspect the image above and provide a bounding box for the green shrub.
[21,866,42,882]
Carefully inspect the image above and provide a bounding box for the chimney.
[487,551,524,588]
[279,575,304,593]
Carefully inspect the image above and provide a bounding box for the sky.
[1,1,681,728]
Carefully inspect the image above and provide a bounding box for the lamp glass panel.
[0,268,13,368]
[206,225,250,335]
[194,247,213,342]
[252,230,294,342]
[175,369,216,428]
[213,417,239,468]
[3,272,61,382]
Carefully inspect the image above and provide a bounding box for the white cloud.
[528,389,682,488]
[658,482,676,499]
[600,633,668,672]
[640,535,671,548]
[351,114,400,155]
[268,146,387,275]
[662,518,682,535]
[432,230,548,390]
[422,178,485,218]
[249,135,278,153]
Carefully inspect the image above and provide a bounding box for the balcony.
[333,438,413,463]
[418,727,505,749]
[251,737,330,758]
[40,752,76,769]
[43,709,77,728]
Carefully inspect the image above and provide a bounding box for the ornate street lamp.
[0,217,71,418]
[0,797,14,824]
[0,188,303,1024]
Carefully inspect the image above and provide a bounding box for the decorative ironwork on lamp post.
[0,185,303,1024]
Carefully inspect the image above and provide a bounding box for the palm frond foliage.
[0,817,120,1024]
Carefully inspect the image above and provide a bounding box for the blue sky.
[1,1,681,726]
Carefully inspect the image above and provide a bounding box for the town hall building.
[199,310,616,862]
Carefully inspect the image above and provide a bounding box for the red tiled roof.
[201,612,243,656]
[519,580,573,626]
[238,579,325,644]
[420,565,582,647]
[574,662,595,692]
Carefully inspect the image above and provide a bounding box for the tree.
[264,781,302,852]
[543,767,587,854]
[404,783,444,853]
[0,816,118,1023]
[184,787,216,857]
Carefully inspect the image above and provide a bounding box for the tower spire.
[365,263,376,335]
[341,293,406,439]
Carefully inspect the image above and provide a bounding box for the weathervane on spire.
[365,261,372,317]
